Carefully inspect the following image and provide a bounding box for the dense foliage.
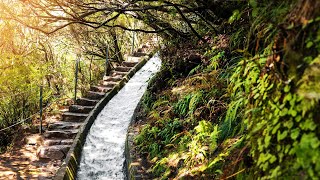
[134,0,320,179]
[0,0,319,179]
[0,0,147,152]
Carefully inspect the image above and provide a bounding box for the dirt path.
[0,115,64,180]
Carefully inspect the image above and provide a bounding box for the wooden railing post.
[39,85,43,134]
[74,56,80,102]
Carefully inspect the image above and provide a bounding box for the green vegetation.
[0,1,150,153]
[134,0,320,179]
[0,0,319,179]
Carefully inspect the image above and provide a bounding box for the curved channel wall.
[54,53,154,180]
[124,63,161,179]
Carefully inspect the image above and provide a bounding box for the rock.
[90,85,112,93]
[111,71,128,76]
[43,139,62,146]
[103,75,122,82]
[48,122,82,130]
[43,139,73,146]
[61,139,73,145]
[69,105,94,113]
[133,52,147,57]
[62,112,88,122]
[85,91,105,100]
[37,145,70,160]
[122,61,138,67]
[114,66,131,72]
[43,130,78,139]
[101,81,118,87]
[76,98,99,106]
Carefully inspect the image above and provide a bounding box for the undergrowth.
[134,0,320,179]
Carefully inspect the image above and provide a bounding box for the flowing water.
[77,54,161,179]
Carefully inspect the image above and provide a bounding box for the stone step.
[111,71,128,77]
[76,97,99,106]
[114,66,131,72]
[133,52,147,57]
[101,81,118,88]
[43,139,74,146]
[122,61,138,67]
[103,75,122,82]
[62,112,88,122]
[43,129,78,139]
[69,105,94,113]
[37,145,71,160]
[48,122,82,130]
[90,86,112,93]
[85,91,105,100]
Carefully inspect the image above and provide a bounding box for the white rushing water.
[77,54,161,180]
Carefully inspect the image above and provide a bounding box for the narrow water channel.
[76,54,161,179]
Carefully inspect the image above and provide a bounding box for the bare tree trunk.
[110,30,124,63]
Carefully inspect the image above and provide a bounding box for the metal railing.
[0,28,140,135]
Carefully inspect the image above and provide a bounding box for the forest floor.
[0,111,66,179]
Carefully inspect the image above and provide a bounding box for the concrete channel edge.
[125,56,161,180]
[54,53,154,180]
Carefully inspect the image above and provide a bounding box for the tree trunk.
[110,30,124,63]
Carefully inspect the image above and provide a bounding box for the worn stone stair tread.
[69,104,94,113]
[114,66,131,72]
[90,85,112,93]
[48,122,83,130]
[122,61,138,67]
[101,81,118,87]
[132,52,147,57]
[37,145,71,160]
[85,91,105,100]
[43,129,78,139]
[43,139,74,146]
[76,98,99,106]
[103,75,122,82]
[62,112,88,122]
[111,71,128,76]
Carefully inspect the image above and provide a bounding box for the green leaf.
[290,128,300,140]
[280,108,288,117]
[277,130,288,141]
[295,115,302,122]
[249,0,258,8]
[272,123,281,134]
[284,93,292,102]
[284,85,290,93]
[290,109,297,117]
[300,119,316,130]
[264,135,271,147]
[286,23,294,29]
[254,93,260,99]
[269,155,277,163]
[284,120,294,129]
[306,41,314,48]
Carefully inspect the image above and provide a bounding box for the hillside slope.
[133,0,320,179]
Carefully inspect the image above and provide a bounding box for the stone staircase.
[37,61,139,160]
